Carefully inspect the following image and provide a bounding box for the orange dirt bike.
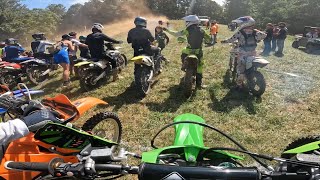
[0,94,122,180]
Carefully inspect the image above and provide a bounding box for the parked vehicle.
[292,26,320,53]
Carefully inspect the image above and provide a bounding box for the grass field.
[32,20,320,170]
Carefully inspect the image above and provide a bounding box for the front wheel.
[292,41,299,48]
[26,65,49,85]
[79,70,104,92]
[135,65,153,97]
[81,112,122,143]
[246,70,266,97]
[0,73,21,89]
[183,58,197,97]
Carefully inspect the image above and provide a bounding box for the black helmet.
[32,33,45,40]
[61,34,71,40]
[134,17,147,27]
[69,32,77,37]
[5,38,18,45]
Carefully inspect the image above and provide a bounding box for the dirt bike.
[75,43,127,91]
[0,93,122,180]
[24,57,58,86]
[130,48,163,97]
[6,114,320,180]
[226,42,270,96]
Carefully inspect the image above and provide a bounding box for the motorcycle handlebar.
[4,161,311,180]
[5,161,49,172]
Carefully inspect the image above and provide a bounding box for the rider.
[31,33,53,59]
[3,38,30,61]
[221,16,267,90]
[127,17,160,57]
[163,15,211,88]
[0,109,61,144]
[85,23,122,81]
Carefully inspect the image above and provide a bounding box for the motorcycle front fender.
[252,57,270,69]
[72,97,107,116]
[283,141,320,155]
[131,56,153,67]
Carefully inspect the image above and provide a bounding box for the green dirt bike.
[6,114,320,179]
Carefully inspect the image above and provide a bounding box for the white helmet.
[92,23,104,32]
[232,16,255,29]
[182,15,200,28]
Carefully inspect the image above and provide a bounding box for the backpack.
[239,29,257,52]
[48,41,63,54]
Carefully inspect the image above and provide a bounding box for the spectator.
[68,32,88,76]
[271,24,279,52]
[53,34,74,87]
[275,22,288,57]
[261,23,273,56]
[210,20,219,44]
[155,26,169,52]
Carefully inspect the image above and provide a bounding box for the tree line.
[0,0,318,45]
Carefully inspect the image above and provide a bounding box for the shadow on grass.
[209,84,259,115]
[103,82,143,111]
[146,83,187,113]
[297,47,320,55]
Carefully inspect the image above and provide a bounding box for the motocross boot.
[112,68,119,82]
[196,73,206,89]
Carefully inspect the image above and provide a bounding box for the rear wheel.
[82,112,122,143]
[118,54,127,70]
[183,58,197,97]
[246,71,266,97]
[292,41,299,48]
[135,66,153,97]
[79,70,104,92]
[306,43,314,53]
[26,65,49,85]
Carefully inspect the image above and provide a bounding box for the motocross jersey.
[127,26,155,51]
[85,32,120,59]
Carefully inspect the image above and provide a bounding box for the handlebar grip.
[138,163,261,180]
[5,161,49,172]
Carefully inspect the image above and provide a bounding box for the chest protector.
[240,30,257,52]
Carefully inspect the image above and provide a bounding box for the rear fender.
[74,61,91,67]
[72,97,107,116]
[252,57,270,68]
[20,59,46,65]
[185,55,198,69]
[130,56,153,66]
[283,141,320,155]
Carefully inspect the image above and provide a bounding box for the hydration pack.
[240,29,257,52]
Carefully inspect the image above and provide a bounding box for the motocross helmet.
[232,16,255,30]
[92,23,104,32]
[32,33,45,40]
[182,15,200,28]
[79,35,86,42]
[5,38,18,45]
[61,34,71,40]
[134,17,147,28]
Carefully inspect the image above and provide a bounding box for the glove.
[0,95,26,116]
[22,100,45,117]
[22,109,62,132]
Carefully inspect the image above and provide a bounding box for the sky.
[22,0,225,9]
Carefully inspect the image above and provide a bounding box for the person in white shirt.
[68,32,88,76]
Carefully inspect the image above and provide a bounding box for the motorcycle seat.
[7,57,33,62]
